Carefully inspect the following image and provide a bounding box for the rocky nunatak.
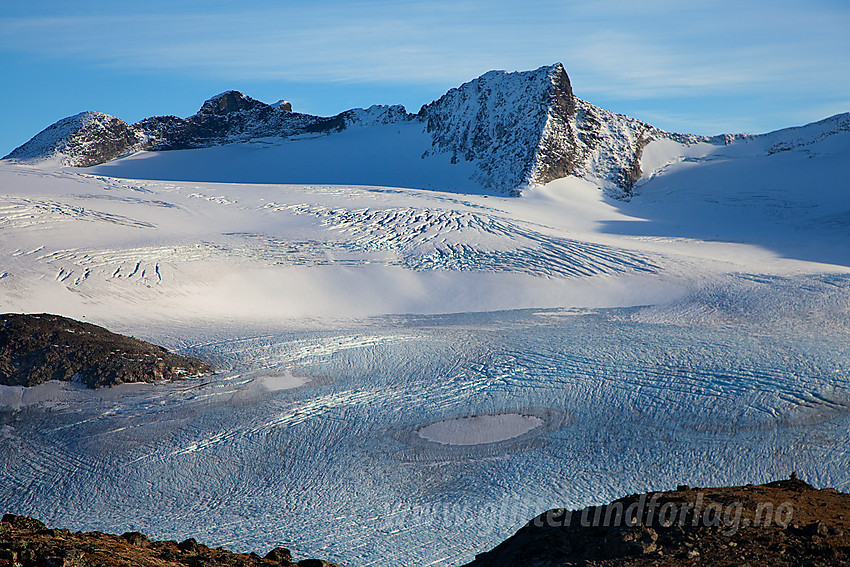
[0,313,211,388]
[464,476,850,567]
[0,514,339,567]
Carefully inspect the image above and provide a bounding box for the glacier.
[0,64,849,566]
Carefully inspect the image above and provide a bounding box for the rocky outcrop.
[137,91,356,151]
[0,514,340,567]
[0,313,211,388]
[3,112,144,167]
[530,63,583,186]
[464,475,850,567]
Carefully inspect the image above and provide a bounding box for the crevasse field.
[1,123,849,566]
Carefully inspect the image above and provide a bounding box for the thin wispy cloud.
[2,1,846,94]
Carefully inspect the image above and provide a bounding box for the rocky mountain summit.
[5,64,849,197]
[0,313,211,388]
[0,514,338,567]
[464,475,850,567]
[134,90,382,151]
[4,112,144,168]
[0,64,693,195]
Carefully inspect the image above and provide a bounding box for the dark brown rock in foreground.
[465,475,850,567]
[0,313,211,389]
[0,514,339,567]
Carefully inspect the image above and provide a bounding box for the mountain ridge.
[4,63,849,197]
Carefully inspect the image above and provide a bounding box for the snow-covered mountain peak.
[419,63,571,193]
[3,65,847,198]
[62,111,115,128]
[414,61,664,195]
[4,111,143,167]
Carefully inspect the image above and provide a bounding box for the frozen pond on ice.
[1,302,850,566]
[417,414,544,446]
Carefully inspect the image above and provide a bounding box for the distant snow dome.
[417,413,544,446]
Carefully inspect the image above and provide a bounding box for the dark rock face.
[137,91,350,151]
[133,114,185,146]
[202,90,268,115]
[464,476,850,567]
[65,115,143,167]
[265,547,293,564]
[0,313,211,388]
[0,514,340,567]
[4,112,144,167]
[617,133,653,196]
[530,63,583,185]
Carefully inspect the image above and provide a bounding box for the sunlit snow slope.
[0,105,849,567]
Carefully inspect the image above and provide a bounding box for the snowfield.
[0,114,849,566]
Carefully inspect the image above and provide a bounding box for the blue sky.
[2,0,849,157]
